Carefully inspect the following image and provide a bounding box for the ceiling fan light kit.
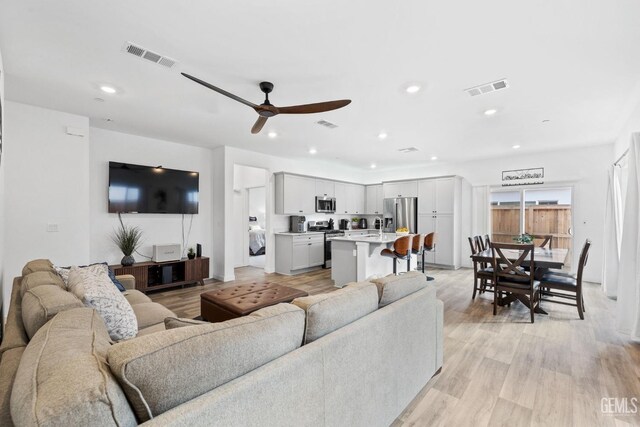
[181,73,351,134]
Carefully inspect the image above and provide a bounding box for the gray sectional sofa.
[0,260,443,427]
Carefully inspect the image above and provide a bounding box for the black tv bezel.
[108,161,199,214]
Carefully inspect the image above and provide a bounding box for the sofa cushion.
[68,265,138,341]
[371,271,428,307]
[0,279,29,358]
[10,308,137,427]
[164,316,209,329]
[19,270,65,298]
[292,282,379,344]
[131,302,176,329]
[0,347,25,427]
[136,323,167,337]
[21,284,84,339]
[123,289,152,305]
[21,259,55,276]
[107,303,305,422]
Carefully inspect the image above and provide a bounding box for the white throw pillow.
[67,265,138,341]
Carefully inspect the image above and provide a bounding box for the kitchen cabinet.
[365,184,384,215]
[383,180,418,199]
[417,177,454,215]
[315,179,335,197]
[418,214,454,266]
[275,233,325,274]
[335,183,365,214]
[275,173,316,214]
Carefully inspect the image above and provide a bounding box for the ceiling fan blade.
[251,116,268,134]
[181,73,257,108]
[277,99,351,114]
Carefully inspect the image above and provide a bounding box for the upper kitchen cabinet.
[383,180,418,199]
[275,173,316,214]
[336,183,365,215]
[315,179,335,197]
[418,177,455,215]
[365,184,384,215]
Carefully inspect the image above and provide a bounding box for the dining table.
[471,247,569,315]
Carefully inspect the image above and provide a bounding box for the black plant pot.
[187,253,196,260]
[121,255,135,266]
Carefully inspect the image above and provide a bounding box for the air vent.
[122,42,177,69]
[317,119,338,129]
[464,78,509,97]
[398,147,419,153]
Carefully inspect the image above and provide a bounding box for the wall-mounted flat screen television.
[108,162,199,214]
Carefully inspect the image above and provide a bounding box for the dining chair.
[484,234,491,250]
[539,239,591,319]
[381,235,414,275]
[491,242,541,323]
[530,234,552,249]
[411,233,427,273]
[423,233,437,281]
[474,235,485,252]
[469,237,493,299]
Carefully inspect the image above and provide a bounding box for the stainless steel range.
[307,220,345,268]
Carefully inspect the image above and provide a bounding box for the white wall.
[613,87,640,160]
[249,187,266,228]
[3,102,91,318]
[89,128,213,270]
[363,144,613,283]
[0,48,5,322]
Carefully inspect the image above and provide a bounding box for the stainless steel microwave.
[316,196,336,213]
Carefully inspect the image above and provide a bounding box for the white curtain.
[602,167,623,297]
[616,133,640,340]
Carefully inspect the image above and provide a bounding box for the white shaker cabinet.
[383,180,418,199]
[275,173,316,214]
[365,184,384,215]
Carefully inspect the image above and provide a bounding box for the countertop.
[275,231,325,236]
[330,233,399,244]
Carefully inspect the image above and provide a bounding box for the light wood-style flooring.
[150,266,640,426]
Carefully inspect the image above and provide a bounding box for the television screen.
[108,162,199,214]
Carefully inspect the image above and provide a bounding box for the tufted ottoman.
[200,283,309,322]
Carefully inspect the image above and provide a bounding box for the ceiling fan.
[181,73,351,134]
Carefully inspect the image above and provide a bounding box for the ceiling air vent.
[122,42,177,69]
[398,147,419,153]
[464,78,509,97]
[317,120,338,129]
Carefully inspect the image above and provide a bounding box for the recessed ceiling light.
[267,131,278,139]
[512,145,521,149]
[378,132,388,140]
[370,163,377,169]
[484,109,497,116]
[100,85,117,94]
[405,85,421,94]
[431,156,438,161]
[309,148,317,154]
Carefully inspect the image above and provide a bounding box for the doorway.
[233,164,268,271]
[490,187,573,269]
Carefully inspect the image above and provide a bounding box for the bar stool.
[423,233,437,281]
[411,233,426,272]
[380,235,414,275]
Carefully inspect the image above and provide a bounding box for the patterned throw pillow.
[67,265,138,341]
[55,262,125,291]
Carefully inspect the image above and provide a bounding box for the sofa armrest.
[116,274,136,290]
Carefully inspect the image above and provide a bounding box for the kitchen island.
[330,232,417,287]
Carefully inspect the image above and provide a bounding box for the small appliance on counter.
[358,218,368,229]
[289,215,306,233]
[339,219,350,230]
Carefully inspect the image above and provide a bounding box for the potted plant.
[351,217,360,229]
[513,233,533,244]
[112,217,143,266]
[187,247,196,260]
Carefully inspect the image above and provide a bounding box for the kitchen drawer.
[292,234,324,243]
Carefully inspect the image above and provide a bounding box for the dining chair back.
[468,237,478,255]
[491,242,540,323]
[540,239,591,319]
[474,235,485,252]
[531,234,552,249]
[469,236,493,299]
[422,233,437,280]
[484,234,491,249]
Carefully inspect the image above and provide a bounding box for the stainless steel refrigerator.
[383,197,418,233]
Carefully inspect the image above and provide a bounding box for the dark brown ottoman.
[200,283,309,322]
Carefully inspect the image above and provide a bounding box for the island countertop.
[330,233,401,244]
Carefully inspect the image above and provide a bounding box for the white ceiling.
[2,0,640,170]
